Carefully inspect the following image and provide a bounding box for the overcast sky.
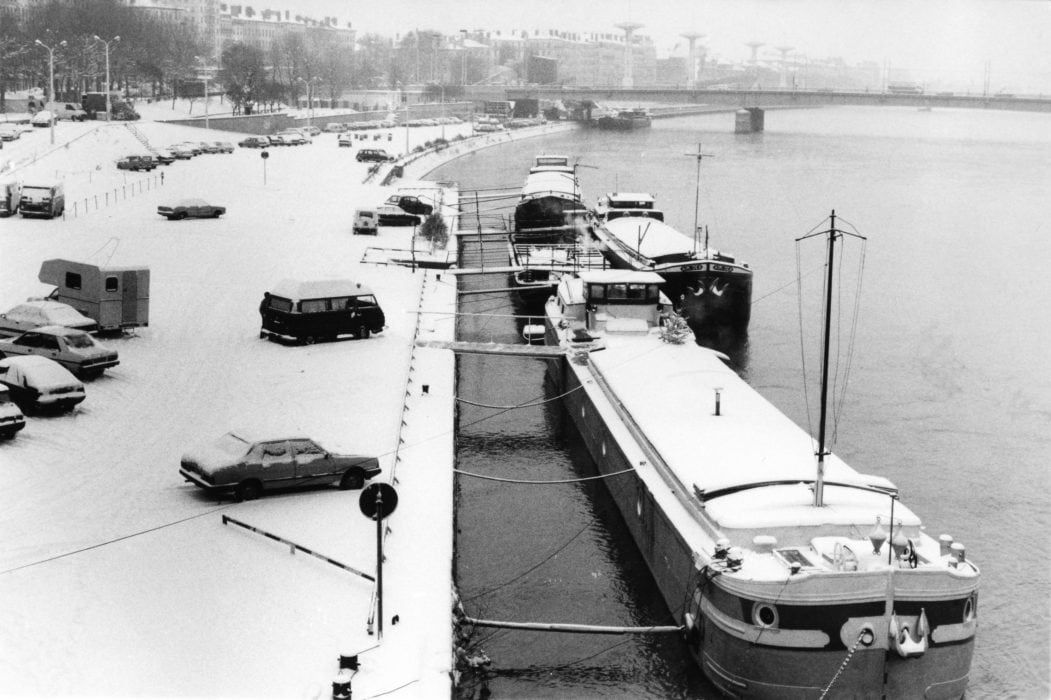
[300,0,1051,92]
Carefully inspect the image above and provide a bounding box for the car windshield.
[64,333,96,349]
[214,433,251,456]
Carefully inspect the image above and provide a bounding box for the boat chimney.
[939,534,954,557]
[950,542,966,567]
[714,388,722,416]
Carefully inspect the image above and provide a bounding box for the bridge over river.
[466,85,1051,114]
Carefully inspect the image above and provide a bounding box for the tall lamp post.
[92,35,119,121]
[195,56,210,129]
[35,38,66,145]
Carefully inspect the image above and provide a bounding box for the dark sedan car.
[179,431,381,501]
[238,137,268,148]
[158,198,226,220]
[0,325,118,378]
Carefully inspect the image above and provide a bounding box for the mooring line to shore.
[453,467,636,485]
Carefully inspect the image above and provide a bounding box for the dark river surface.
[430,107,1051,698]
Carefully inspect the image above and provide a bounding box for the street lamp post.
[35,38,66,145]
[195,57,210,129]
[92,35,119,122]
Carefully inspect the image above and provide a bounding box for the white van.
[352,209,378,235]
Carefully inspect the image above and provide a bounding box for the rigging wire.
[454,467,635,485]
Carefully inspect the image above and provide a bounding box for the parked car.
[266,135,286,147]
[376,195,432,226]
[0,326,119,377]
[173,142,202,156]
[179,431,382,501]
[356,148,394,163]
[0,300,97,335]
[384,195,433,217]
[353,209,378,235]
[169,144,194,159]
[157,198,226,220]
[152,149,176,165]
[19,182,64,218]
[324,123,345,133]
[301,125,321,136]
[44,102,87,121]
[0,355,85,413]
[338,133,353,147]
[238,136,268,148]
[30,110,54,127]
[0,385,25,439]
[212,141,234,153]
[116,155,156,171]
[0,126,20,141]
[277,131,307,145]
[197,141,222,154]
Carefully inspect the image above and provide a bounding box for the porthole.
[752,602,779,629]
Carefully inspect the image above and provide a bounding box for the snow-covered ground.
[0,117,464,696]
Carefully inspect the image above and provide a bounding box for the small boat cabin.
[554,270,666,337]
[595,192,665,223]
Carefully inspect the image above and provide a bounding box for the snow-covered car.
[173,142,203,156]
[30,110,53,127]
[301,125,321,136]
[324,123,345,133]
[0,385,25,439]
[169,144,194,159]
[0,126,20,141]
[157,198,226,220]
[338,133,353,147]
[152,149,176,165]
[212,141,234,154]
[277,131,307,145]
[179,431,381,501]
[0,326,119,377]
[197,141,222,154]
[0,355,85,413]
[0,301,98,335]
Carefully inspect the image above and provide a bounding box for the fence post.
[94,195,98,210]
[123,185,126,199]
[105,192,109,206]
[72,201,77,218]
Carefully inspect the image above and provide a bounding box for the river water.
[434,107,1051,698]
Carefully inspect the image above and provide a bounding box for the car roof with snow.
[269,279,374,301]
[17,324,89,337]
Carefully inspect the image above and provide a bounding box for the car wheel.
[340,468,364,490]
[212,211,222,218]
[177,212,188,220]
[259,330,267,339]
[357,324,371,340]
[234,480,262,502]
[304,335,316,345]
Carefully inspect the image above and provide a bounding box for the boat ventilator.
[889,609,930,658]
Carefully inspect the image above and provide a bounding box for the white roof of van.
[269,279,373,300]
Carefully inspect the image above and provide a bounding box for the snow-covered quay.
[0,109,509,697]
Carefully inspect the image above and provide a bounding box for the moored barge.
[513,155,586,243]
[544,269,978,698]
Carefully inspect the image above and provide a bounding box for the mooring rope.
[455,383,583,410]
[453,467,635,484]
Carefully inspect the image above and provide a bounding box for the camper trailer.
[38,259,150,333]
[0,180,20,216]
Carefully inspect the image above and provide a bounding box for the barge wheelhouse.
[592,193,752,328]
[544,270,978,699]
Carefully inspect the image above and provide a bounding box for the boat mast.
[814,210,837,507]
[685,144,712,256]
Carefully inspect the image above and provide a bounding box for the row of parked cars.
[0,300,124,439]
[115,140,234,171]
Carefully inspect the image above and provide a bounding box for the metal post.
[375,489,384,640]
[204,75,209,129]
[814,211,837,507]
[93,36,119,122]
[35,39,66,145]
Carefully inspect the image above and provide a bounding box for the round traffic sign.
[359,482,398,520]
[261,150,269,159]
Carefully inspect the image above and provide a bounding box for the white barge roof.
[602,216,696,260]
[520,170,580,201]
[586,334,903,528]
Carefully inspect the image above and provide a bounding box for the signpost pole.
[375,488,384,640]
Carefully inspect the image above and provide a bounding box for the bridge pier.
[735,107,765,133]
